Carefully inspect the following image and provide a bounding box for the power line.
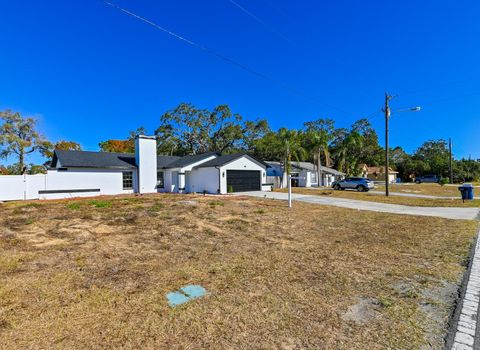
[102,1,351,116]
[227,0,290,42]
[260,0,299,26]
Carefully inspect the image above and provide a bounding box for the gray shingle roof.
[291,162,344,175]
[264,161,344,176]
[52,150,182,170]
[157,155,181,168]
[195,153,267,168]
[52,150,137,169]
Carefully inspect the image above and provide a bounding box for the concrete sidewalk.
[242,191,480,220]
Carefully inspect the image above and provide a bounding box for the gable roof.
[52,150,137,169]
[195,153,267,169]
[162,152,220,169]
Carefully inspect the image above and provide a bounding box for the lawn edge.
[444,226,480,350]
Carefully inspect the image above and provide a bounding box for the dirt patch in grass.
[0,194,477,349]
[279,188,480,207]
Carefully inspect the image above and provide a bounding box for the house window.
[310,172,317,183]
[157,171,164,189]
[122,171,133,190]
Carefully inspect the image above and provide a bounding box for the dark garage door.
[226,170,261,192]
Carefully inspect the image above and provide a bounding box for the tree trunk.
[19,150,25,174]
[317,148,323,187]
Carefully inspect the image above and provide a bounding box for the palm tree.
[305,130,332,186]
[277,128,306,187]
[333,131,363,175]
[303,118,335,186]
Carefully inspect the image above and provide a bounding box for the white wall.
[161,155,219,193]
[298,170,311,187]
[135,136,157,194]
[219,156,266,194]
[46,168,136,195]
[0,169,136,201]
[189,167,220,194]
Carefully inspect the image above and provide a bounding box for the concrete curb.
[445,227,480,350]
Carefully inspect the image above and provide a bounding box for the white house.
[265,161,344,188]
[0,136,270,201]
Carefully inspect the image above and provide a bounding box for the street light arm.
[392,106,421,113]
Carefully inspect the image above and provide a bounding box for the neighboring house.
[358,164,398,183]
[265,161,344,188]
[0,136,270,201]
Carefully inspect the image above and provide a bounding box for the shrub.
[149,202,165,211]
[227,185,234,193]
[88,200,112,208]
[67,202,81,210]
[438,178,449,186]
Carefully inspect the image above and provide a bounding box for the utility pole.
[384,93,392,197]
[449,138,453,184]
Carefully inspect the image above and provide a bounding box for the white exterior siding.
[189,167,220,194]
[298,170,312,187]
[135,136,157,194]
[46,168,137,195]
[218,157,266,194]
[161,155,218,193]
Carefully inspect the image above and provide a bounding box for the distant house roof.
[162,152,220,169]
[264,161,344,176]
[195,153,267,169]
[290,161,344,176]
[367,166,399,175]
[52,150,182,170]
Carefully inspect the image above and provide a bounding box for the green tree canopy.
[0,110,50,174]
[155,103,269,155]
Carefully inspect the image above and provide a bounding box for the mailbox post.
[288,175,292,208]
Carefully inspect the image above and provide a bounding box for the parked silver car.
[333,177,375,192]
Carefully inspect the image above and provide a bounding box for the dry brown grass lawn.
[0,194,478,349]
[376,183,466,197]
[280,187,480,208]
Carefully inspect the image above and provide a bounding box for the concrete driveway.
[241,191,480,220]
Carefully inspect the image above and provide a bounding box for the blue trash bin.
[458,184,474,201]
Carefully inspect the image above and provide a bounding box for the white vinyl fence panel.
[0,169,134,201]
[0,174,46,201]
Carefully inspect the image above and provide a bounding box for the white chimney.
[135,135,157,194]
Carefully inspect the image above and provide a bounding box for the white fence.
[0,174,46,201]
[0,169,135,201]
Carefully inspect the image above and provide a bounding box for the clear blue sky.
[1,0,479,165]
